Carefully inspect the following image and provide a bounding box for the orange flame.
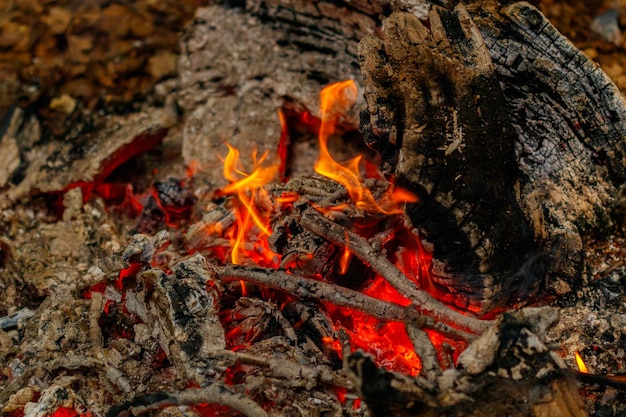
[309,81,424,375]
[219,143,280,268]
[575,352,589,373]
[314,80,417,214]
[210,83,430,375]
[339,231,351,275]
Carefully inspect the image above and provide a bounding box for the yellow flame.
[314,80,417,214]
[339,231,351,275]
[221,144,279,237]
[574,352,589,373]
[220,143,280,266]
[222,145,276,195]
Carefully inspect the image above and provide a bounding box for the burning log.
[359,2,626,313]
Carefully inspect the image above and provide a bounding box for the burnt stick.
[106,385,267,417]
[404,322,440,383]
[299,208,493,335]
[218,264,406,321]
[212,349,352,388]
[217,265,474,341]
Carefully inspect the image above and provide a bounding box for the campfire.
[2,1,626,417]
[188,79,445,376]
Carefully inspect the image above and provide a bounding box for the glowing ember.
[320,275,425,375]
[192,403,244,417]
[324,304,422,376]
[277,109,289,181]
[575,352,589,373]
[48,407,92,417]
[314,80,417,214]
[335,386,362,410]
[116,262,142,290]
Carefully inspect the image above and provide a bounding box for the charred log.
[475,1,626,276]
[358,2,626,313]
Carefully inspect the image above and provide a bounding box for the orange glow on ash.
[575,352,589,373]
[209,81,442,377]
[324,304,421,376]
[277,109,289,181]
[314,80,417,214]
[186,159,201,178]
[335,386,362,410]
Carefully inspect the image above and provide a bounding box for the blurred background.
[0,0,624,140]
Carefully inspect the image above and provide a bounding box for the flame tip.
[574,351,589,373]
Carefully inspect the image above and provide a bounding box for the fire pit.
[1,1,626,417]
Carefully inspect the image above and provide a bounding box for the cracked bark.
[358,2,626,313]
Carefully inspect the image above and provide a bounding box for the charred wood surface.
[475,1,626,273]
[178,3,366,191]
[359,4,539,313]
[0,108,174,209]
[358,2,626,313]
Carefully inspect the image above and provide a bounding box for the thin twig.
[403,305,477,343]
[218,265,405,321]
[299,208,493,334]
[212,350,352,388]
[217,265,473,341]
[106,384,268,417]
[405,322,441,383]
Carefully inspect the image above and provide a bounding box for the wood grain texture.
[359,2,626,313]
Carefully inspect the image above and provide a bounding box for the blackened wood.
[475,0,626,285]
[358,3,626,313]
[359,5,537,314]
